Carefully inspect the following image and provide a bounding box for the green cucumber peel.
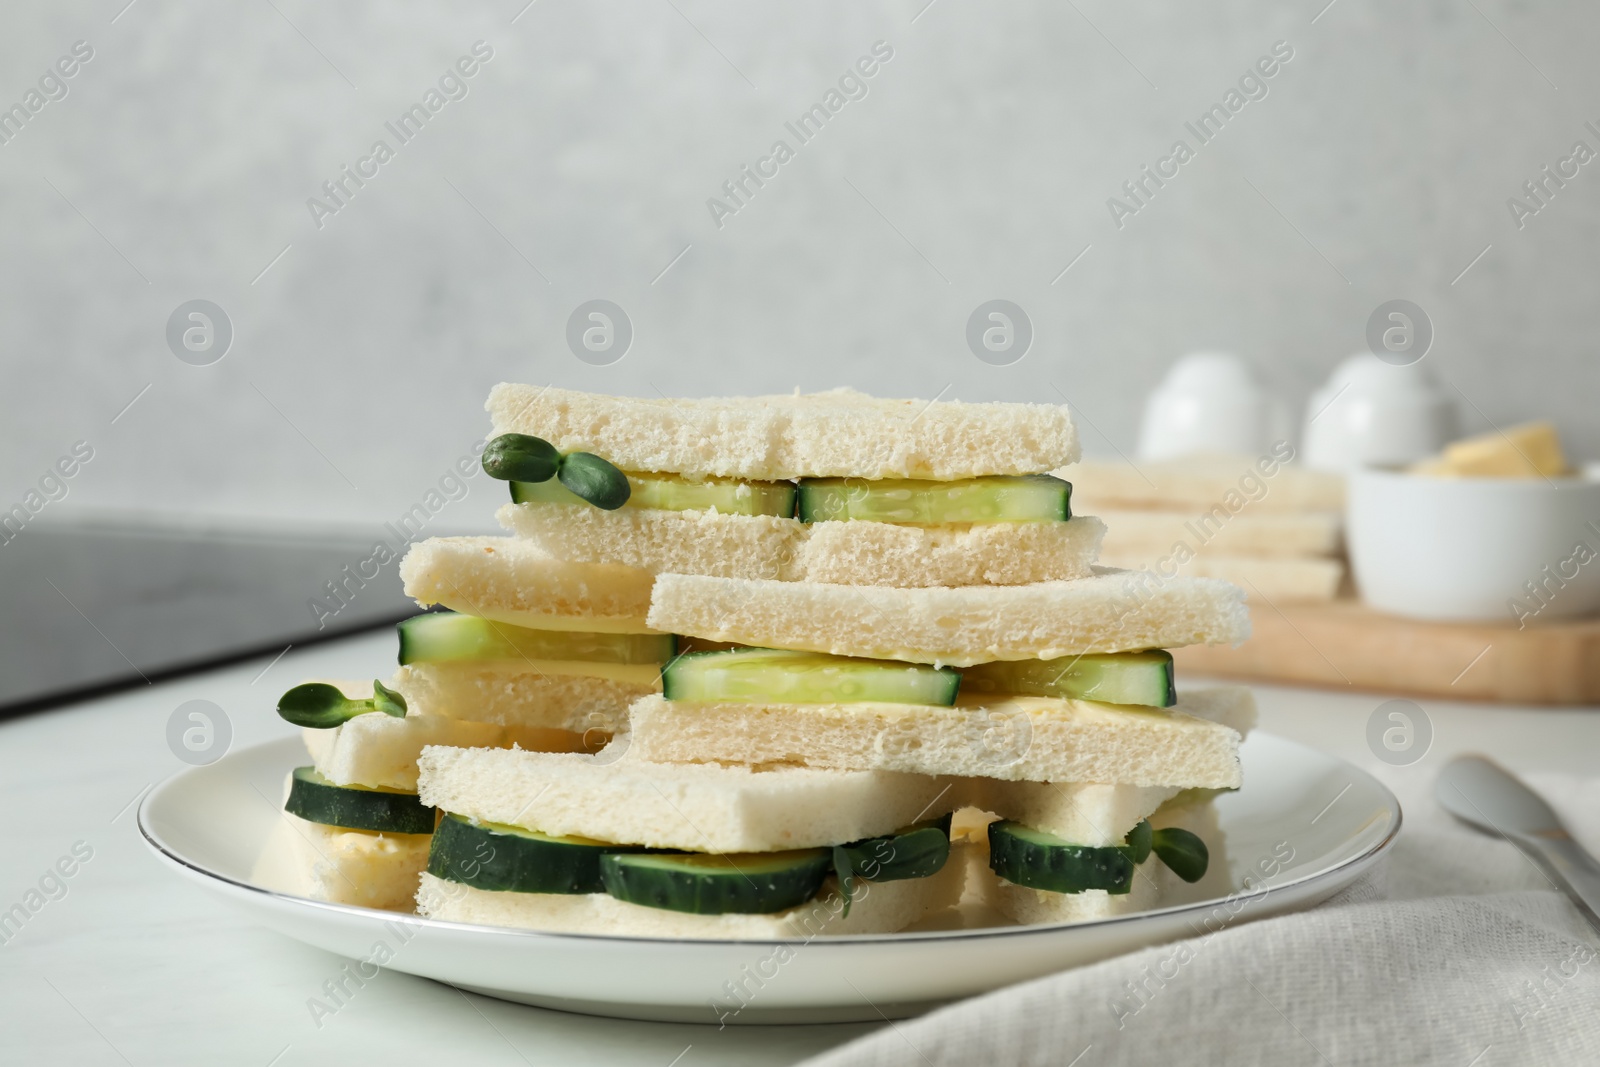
[831,845,856,919]
[482,434,562,484]
[277,679,408,729]
[1151,827,1209,883]
[557,452,631,510]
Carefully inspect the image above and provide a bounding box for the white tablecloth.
[802,773,1600,1067]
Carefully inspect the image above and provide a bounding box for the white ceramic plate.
[139,733,1399,1024]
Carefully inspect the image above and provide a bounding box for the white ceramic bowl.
[1347,468,1600,623]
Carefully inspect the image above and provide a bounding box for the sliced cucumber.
[837,814,952,883]
[988,820,1143,895]
[398,613,674,670]
[426,813,634,894]
[600,849,830,914]
[796,475,1070,525]
[511,472,796,518]
[960,650,1175,707]
[660,647,960,706]
[285,767,435,835]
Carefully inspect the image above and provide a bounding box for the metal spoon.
[1436,755,1600,935]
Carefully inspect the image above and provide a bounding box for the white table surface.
[4,629,1597,1067]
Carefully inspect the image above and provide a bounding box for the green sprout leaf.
[1119,819,1153,866]
[558,452,631,510]
[832,844,856,919]
[277,681,407,729]
[277,683,362,729]
[371,679,408,718]
[1151,827,1209,883]
[482,434,562,483]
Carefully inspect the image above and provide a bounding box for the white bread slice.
[645,571,1250,665]
[959,686,1254,844]
[1098,551,1343,604]
[393,662,652,734]
[303,714,590,791]
[400,536,657,633]
[796,515,1104,586]
[501,504,796,581]
[1096,509,1341,559]
[499,503,1104,587]
[1063,456,1344,514]
[969,782,1182,847]
[416,745,958,853]
[250,781,430,913]
[488,384,1079,480]
[414,843,968,938]
[627,687,1250,787]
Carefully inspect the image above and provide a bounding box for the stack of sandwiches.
[1067,453,1347,604]
[256,385,1254,937]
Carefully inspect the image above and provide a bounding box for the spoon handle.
[1511,832,1600,936]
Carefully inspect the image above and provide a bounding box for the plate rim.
[138,732,1402,948]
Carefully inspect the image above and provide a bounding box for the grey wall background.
[3,0,1597,531]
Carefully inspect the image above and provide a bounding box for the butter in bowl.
[1346,422,1600,624]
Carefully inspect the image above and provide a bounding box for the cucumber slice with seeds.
[426,813,636,894]
[661,647,960,706]
[988,820,1140,895]
[285,767,435,834]
[512,472,796,517]
[961,650,1175,707]
[398,613,674,669]
[600,849,831,914]
[796,475,1070,525]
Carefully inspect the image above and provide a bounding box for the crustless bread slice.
[646,570,1250,665]
[416,745,960,854]
[488,384,1079,480]
[400,536,658,633]
[627,687,1252,788]
[499,503,1105,587]
[392,662,652,734]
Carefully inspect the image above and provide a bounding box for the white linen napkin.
[801,772,1600,1067]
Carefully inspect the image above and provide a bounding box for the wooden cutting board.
[1172,598,1600,706]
